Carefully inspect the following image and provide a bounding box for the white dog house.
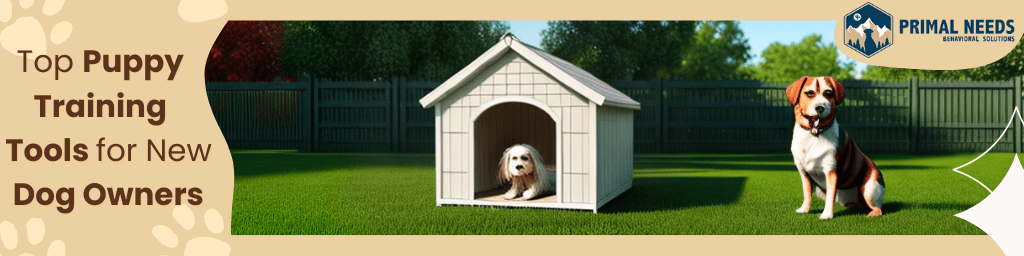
[419,33,639,212]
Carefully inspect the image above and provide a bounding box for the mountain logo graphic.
[844,2,892,58]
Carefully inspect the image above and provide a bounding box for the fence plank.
[392,77,401,152]
[910,78,919,153]
[1011,75,1019,151]
[313,78,320,152]
[399,80,442,152]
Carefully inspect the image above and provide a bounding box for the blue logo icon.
[844,3,892,58]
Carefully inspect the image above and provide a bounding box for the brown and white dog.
[499,144,555,200]
[788,76,886,220]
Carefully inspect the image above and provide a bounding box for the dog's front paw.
[867,209,883,217]
[795,206,810,214]
[504,190,519,200]
[521,189,536,200]
[819,212,834,220]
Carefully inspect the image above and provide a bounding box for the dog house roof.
[419,32,641,110]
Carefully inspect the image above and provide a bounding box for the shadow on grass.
[818,201,972,218]
[635,156,931,172]
[602,176,746,213]
[873,165,939,171]
[232,152,434,178]
[829,202,906,217]
[637,154,793,161]
[915,202,977,212]
[636,161,797,172]
[877,202,975,212]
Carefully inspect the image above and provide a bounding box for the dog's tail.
[814,187,826,200]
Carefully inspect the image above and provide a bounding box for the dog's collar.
[811,123,830,136]
[809,117,834,136]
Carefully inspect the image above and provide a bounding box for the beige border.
[1,0,1019,255]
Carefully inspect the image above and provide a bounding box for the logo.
[844,3,893,58]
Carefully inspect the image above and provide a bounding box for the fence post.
[1015,76,1022,153]
[392,77,402,153]
[909,77,919,153]
[659,78,666,153]
[305,76,314,152]
[312,78,320,152]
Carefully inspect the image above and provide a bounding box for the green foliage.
[674,21,752,81]
[861,40,1024,81]
[541,21,696,81]
[860,66,967,81]
[281,21,508,81]
[746,34,856,83]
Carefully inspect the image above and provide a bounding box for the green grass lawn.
[230,150,1013,235]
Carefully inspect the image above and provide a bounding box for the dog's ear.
[524,145,543,174]
[524,144,543,165]
[786,76,811,106]
[498,147,511,182]
[823,76,845,106]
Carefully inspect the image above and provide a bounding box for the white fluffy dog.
[499,144,555,200]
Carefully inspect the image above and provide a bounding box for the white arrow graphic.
[955,107,1024,256]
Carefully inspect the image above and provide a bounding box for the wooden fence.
[206,76,312,151]
[207,77,438,152]
[206,77,1024,153]
[616,78,1022,153]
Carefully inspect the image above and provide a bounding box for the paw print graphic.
[177,0,228,23]
[0,218,67,256]
[153,206,230,256]
[0,0,72,56]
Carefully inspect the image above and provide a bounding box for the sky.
[506,21,869,78]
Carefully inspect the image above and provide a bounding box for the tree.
[745,34,855,82]
[862,39,1024,81]
[205,21,293,82]
[541,21,696,81]
[673,21,751,81]
[860,66,966,81]
[280,21,508,81]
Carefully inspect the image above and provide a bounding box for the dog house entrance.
[473,102,557,203]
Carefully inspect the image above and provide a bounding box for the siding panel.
[596,106,634,207]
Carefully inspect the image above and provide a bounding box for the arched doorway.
[472,100,558,202]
